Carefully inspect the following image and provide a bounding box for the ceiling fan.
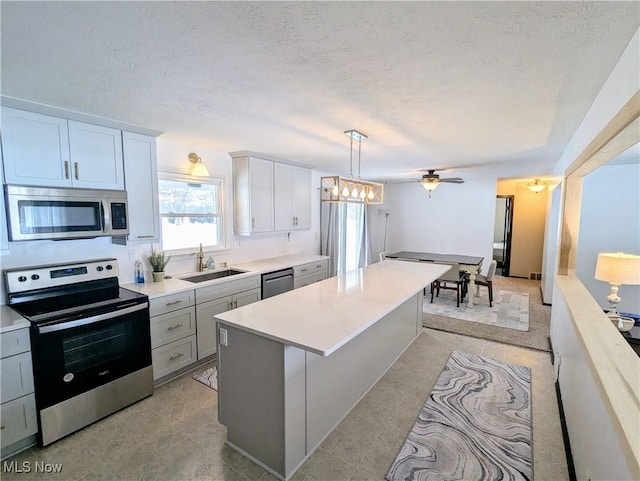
[406,170,465,197]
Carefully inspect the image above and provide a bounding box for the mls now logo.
[3,461,63,473]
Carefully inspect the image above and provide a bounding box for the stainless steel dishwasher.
[261,268,294,299]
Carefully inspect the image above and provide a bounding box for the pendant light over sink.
[321,130,384,205]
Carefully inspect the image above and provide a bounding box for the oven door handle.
[37,303,148,334]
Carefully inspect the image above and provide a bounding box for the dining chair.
[430,262,465,307]
[471,259,498,307]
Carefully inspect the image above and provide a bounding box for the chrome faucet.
[197,244,207,272]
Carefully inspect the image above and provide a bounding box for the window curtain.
[321,202,372,277]
[321,202,340,277]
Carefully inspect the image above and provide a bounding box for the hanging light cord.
[357,138,362,178]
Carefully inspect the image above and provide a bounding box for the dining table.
[385,251,485,307]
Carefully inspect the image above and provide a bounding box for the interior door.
[495,195,514,277]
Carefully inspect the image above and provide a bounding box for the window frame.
[157,171,228,255]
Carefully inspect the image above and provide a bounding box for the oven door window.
[32,307,151,410]
[18,200,102,234]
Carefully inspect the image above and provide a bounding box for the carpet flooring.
[423,276,551,352]
[386,350,532,481]
[424,289,529,331]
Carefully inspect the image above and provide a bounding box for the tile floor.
[2,329,568,481]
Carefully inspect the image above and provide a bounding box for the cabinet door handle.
[167,323,183,331]
[0,425,5,430]
[234,300,238,309]
[251,217,255,228]
[227,301,233,310]
[166,300,183,306]
[64,161,70,179]
[169,352,184,361]
[74,162,79,180]
[136,235,155,239]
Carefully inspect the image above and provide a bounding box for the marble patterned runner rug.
[423,289,529,331]
[192,366,217,391]
[386,350,532,481]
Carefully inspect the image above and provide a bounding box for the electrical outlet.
[128,251,136,262]
[219,327,228,347]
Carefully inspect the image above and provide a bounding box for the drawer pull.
[136,235,155,239]
[1,425,5,430]
[166,300,183,306]
[300,268,308,272]
[316,264,323,268]
[167,323,183,331]
[169,352,184,361]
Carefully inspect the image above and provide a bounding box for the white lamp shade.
[595,252,640,285]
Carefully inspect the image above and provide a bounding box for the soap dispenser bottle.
[207,256,216,270]
[134,260,145,284]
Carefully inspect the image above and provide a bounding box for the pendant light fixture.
[527,179,546,193]
[321,130,384,205]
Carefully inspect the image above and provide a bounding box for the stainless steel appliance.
[261,268,294,299]
[5,258,152,446]
[4,185,129,241]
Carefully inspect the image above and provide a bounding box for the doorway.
[494,195,514,276]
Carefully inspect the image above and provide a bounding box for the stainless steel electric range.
[5,258,153,446]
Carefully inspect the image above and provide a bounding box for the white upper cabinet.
[1,107,124,190]
[67,121,124,189]
[2,107,71,187]
[122,132,159,242]
[233,155,274,235]
[274,163,311,231]
[233,152,312,236]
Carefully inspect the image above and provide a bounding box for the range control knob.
[31,274,40,280]
[18,276,27,282]
[97,266,104,272]
[105,264,113,270]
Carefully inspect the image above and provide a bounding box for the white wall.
[0,137,322,300]
[541,185,562,304]
[379,179,496,270]
[575,162,640,315]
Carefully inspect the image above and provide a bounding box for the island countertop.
[215,259,449,356]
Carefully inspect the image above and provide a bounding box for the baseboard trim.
[555,381,577,481]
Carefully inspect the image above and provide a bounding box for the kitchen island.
[214,259,449,480]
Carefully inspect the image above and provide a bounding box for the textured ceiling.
[1,1,638,180]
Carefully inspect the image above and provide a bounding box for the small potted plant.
[148,248,171,282]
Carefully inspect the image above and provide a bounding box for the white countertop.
[215,260,449,356]
[122,253,329,299]
[0,304,30,333]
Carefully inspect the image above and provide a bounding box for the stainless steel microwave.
[4,185,129,241]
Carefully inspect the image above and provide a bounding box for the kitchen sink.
[181,269,246,283]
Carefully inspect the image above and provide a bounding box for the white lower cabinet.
[149,290,196,381]
[1,327,37,453]
[195,276,261,360]
[294,260,329,289]
[151,335,197,380]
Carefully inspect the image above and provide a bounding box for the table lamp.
[594,252,640,331]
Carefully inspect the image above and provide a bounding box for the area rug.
[192,366,217,391]
[423,289,529,331]
[386,350,532,481]
[423,276,551,352]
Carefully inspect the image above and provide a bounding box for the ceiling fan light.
[421,181,439,192]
